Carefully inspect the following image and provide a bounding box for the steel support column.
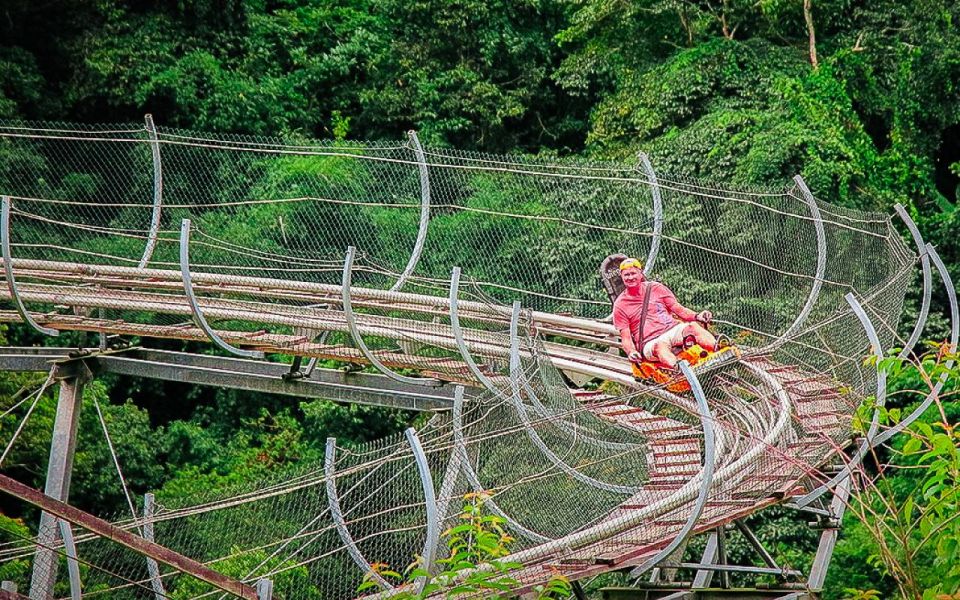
[29,366,90,600]
[807,477,852,591]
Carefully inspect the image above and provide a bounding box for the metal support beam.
[180,219,264,359]
[807,477,851,590]
[733,521,781,571]
[138,114,163,269]
[143,493,165,600]
[390,131,431,292]
[1,196,58,337]
[0,474,258,600]
[637,152,663,276]
[30,369,88,600]
[693,531,719,589]
[0,347,458,412]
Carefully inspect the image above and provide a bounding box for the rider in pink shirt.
[613,258,716,370]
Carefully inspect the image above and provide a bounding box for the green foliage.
[359,492,571,599]
[837,343,960,599]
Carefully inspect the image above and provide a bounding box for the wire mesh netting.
[0,119,925,598]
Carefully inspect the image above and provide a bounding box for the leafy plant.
[841,341,960,599]
[358,492,572,599]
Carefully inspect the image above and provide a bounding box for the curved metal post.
[1,196,58,336]
[404,428,439,594]
[138,114,163,269]
[449,267,501,395]
[795,293,885,507]
[324,437,393,590]
[508,301,639,495]
[341,246,440,387]
[631,361,717,577]
[390,131,431,292]
[767,176,825,349]
[59,519,82,600]
[180,219,264,358]
[451,386,552,543]
[637,153,663,276]
[893,204,932,359]
[871,244,957,447]
[143,493,166,600]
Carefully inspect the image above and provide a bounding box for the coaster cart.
[599,254,738,393]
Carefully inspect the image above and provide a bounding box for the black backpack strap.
[636,282,653,357]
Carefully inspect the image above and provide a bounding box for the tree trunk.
[804,0,819,69]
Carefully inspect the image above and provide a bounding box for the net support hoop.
[893,203,931,359]
[1,196,58,336]
[631,360,717,576]
[324,437,393,590]
[508,301,639,494]
[138,114,163,269]
[795,292,886,506]
[389,131,431,292]
[405,428,440,595]
[766,175,825,350]
[871,244,956,447]
[451,386,553,543]
[180,219,264,358]
[637,152,663,276]
[341,246,440,387]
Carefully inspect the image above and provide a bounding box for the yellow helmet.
[618,258,643,271]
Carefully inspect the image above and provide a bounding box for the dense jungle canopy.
[1,0,959,597]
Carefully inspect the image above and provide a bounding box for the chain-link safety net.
[0,119,927,598]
